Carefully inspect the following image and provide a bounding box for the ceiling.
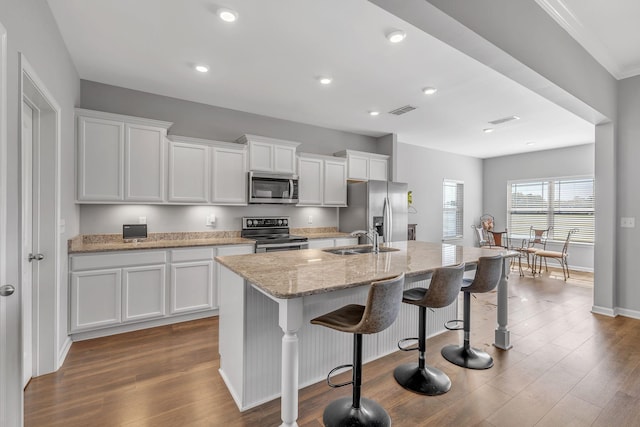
[47,0,599,159]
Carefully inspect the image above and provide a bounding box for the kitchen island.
[215,241,513,427]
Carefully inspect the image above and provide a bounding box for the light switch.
[206,215,216,227]
[621,217,635,228]
[139,216,147,224]
[308,215,313,224]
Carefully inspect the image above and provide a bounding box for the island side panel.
[218,265,247,409]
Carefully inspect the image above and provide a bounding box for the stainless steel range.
[241,216,309,253]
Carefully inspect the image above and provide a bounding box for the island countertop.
[215,240,510,299]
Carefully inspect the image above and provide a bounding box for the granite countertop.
[68,231,255,254]
[215,241,512,299]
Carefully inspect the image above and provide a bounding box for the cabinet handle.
[28,253,44,262]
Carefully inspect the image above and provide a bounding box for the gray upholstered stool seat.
[311,273,405,427]
[393,263,465,396]
[441,255,503,370]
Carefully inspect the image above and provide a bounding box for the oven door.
[255,242,309,253]
[249,172,299,204]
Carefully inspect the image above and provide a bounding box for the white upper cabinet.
[125,123,166,202]
[237,134,300,174]
[211,145,247,205]
[334,149,389,182]
[297,153,347,207]
[77,115,124,201]
[297,155,323,205]
[76,109,172,203]
[323,158,347,206]
[168,138,209,203]
[168,135,247,205]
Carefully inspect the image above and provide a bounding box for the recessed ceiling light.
[422,87,437,95]
[195,65,209,73]
[319,77,332,85]
[386,30,406,43]
[369,111,380,116]
[217,8,238,22]
[526,141,536,146]
[483,128,494,133]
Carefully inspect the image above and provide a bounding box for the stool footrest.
[326,364,353,388]
[444,319,464,331]
[397,337,420,352]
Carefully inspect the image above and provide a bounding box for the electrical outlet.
[139,216,147,224]
[206,215,216,227]
[308,215,313,224]
[621,217,635,228]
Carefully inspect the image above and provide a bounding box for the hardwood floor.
[25,267,640,426]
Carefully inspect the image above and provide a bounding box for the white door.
[0,20,23,426]
[21,101,33,387]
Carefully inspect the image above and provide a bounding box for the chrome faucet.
[350,228,380,254]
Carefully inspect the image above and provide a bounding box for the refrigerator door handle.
[383,196,392,242]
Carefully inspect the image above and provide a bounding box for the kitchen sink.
[322,246,400,256]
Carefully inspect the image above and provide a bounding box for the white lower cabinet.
[69,244,254,338]
[122,265,166,322]
[170,260,214,314]
[335,237,359,246]
[71,269,122,331]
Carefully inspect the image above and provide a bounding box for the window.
[443,179,464,239]
[508,177,594,243]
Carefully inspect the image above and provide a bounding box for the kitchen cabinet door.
[347,153,369,181]
[124,123,166,202]
[77,115,124,201]
[335,237,359,246]
[211,146,247,204]
[306,239,335,249]
[122,265,166,322]
[274,144,297,174]
[323,158,347,206]
[71,269,122,331]
[170,261,214,314]
[297,156,323,205]
[248,140,274,172]
[168,141,209,203]
[369,157,388,181]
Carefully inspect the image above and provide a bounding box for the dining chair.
[525,226,552,273]
[534,228,578,281]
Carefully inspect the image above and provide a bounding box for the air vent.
[388,105,417,116]
[488,115,520,125]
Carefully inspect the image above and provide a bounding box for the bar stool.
[441,255,503,370]
[311,273,405,427]
[394,263,465,395]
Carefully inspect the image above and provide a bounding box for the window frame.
[442,179,464,241]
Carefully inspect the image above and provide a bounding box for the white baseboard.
[616,307,640,320]
[591,305,615,317]
[57,336,72,369]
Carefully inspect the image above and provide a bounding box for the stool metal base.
[441,344,494,370]
[393,363,451,395]
[323,397,391,427]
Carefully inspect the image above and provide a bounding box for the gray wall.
[396,142,483,247]
[0,0,80,408]
[616,76,640,313]
[484,144,595,271]
[81,80,378,155]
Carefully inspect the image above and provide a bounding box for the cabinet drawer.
[171,248,215,262]
[71,251,167,271]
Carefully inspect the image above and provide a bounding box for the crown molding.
[535,0,624,79]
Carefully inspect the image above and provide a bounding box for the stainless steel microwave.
[248,171,299,204]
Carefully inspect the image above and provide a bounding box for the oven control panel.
[242,216,289,229]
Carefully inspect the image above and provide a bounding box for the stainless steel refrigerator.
[339,180,409,243]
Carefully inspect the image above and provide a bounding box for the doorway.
[19,54,63,382]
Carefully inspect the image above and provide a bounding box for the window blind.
[508,177,594,243]
[443,180,464,239]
